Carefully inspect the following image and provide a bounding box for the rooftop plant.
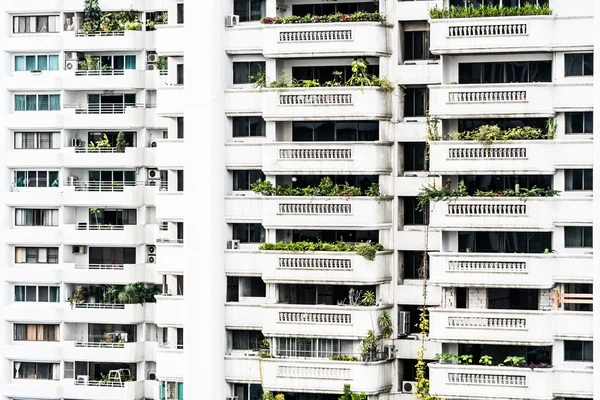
[259,240,385,260]
[447,124,554,145]
[429,3,552,19]
[250,177,380,198]
[261,11,385,24]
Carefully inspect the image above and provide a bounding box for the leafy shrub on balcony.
[330,354,359,362]
[448,124,555,145]
[429,3,552,19]
[261,11,385,25]
[251,177,381,198]
[68,283,161,308]
[82,1,141,34]
[259,240,385,260]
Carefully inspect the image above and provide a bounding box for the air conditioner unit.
[147,169,160,180]
[148,372,157,380]
[76,375,89,385]
[147,64,157,71]
[71,138,81,147]
[73,245,88,255]
[147,54,159,63]
[65,52,78,61]
[398,310,410,338]
[147,255,156,264]
[402,381,417,394]
[147,245,157,254]
[227,240,240,250]
[225,14,239,27]
[151,141,157,148]
[65,60,78,71]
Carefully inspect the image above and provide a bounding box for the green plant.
[425,112,440,141]
[68,285,88,309]
[261,11,385,25]
[416,180,468,211]
[435,353,458,361]
[503,356,526,367]
[338,384,367,400]
[479,355,493,366]
[546,117,557,139]
[378,311,393,338]
[354,241,380,261]
[450,125,548,145]
[88,133,110,150]
[156,56,169,71]
[89,207,101,225]
[359,330,379,361]
[458,354,473,365]
[115,131,129,152]
[259,240,384,260]
[262,392,285,400]
[83,0,102,32]
[365,183,381,197]
[429,3,552,19]
[330,354,359,361]
[361,290,376,306]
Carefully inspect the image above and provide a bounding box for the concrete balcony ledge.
[429,252,593,288]
[429,363,554,400]
[428,196,592,231]
[63,303,148,324]
[62,224,145,246]
[428,139,593,174]
[156,191,184,221]
[63,147,144,168]
[262,304,393,339]
[62,30,147,51]
[156,85,184,116]
[62,184,145,207]
[155,295,184,327]
[429,15,593,55]
[62,263,147,285]
[62,341,146,363]
[62,70,145,90]
[156,24,184,55]
[225,250,393,284]
[155,243,184,274]
[156,346,184,380]
[154,139,184,168]
[428,83,593,119]
[262,22,391,58]
[261,357,393,395]
[62,379,145,400]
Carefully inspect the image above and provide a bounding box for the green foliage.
[435,353,458,361]
[416,181,468,211]
[378,311,393,338]
[339,384,367,400]
[503,356,526,367]
[365,183,381,197]
[546,118,557,139]
[116,131,129,152]
[458,354,473,365]
[88,134,110,149]
[450,125,548,145]
[261,11,385,25]
[83,0,102,32]
[425,112,440,141]
[262,392,285,400]
[474,186,560,199]
[259,240,384,261]
[82,5,141,33]
[251,177,377,197]
[68,285,88,309]
[78,54,100,71]
[479,355,493,366]
[330,354,359,361]
[361,290,376,306]
[429,3,552,19]
[359,330,379,361]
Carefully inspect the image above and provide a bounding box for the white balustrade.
[278,365,352,380]
[278,203,352,215]
[448,23,527,37]
[447,203,526,216]
[448,147,526,159]
[278,256,352,270]
[447,260,527,273]
[447,372,527,386]
[447,316,527,329]
[448,91,527,103]
[279,30,352,42]
[279,148,352,160]
[278,311,351,324]
[279,93,353,105]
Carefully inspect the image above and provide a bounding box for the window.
[14,362,60,380]
[87,132,136,148]
[404,87,428,117]
[89,247,136,264]
[564,226,593,248]
[404,197,427,225]
[14,55,59,71]
[177,3,184,24]
[292,121,379,141]
[403,251,426,279]
[232,330,265,350]
[404,31,437,61]
[565,169,593,191]
[565,53,593,77]
[14,132,60,149]
[99,55,137,70]
[234,0,266,22]
[14,285,60,302]
[13,16,59,33]
[276,337,354,358]
[565,112,593,134]
[15,247,58,264]
[233,62,265,84]
[14,324,59,341]
[14,171,59,187]
[15,209,58,226]
[564,341,593,361]
[177,117,184,139]
[233,170,265,191]
[88,209,137,225]
[232,223,265,243]
[159,381,184,400]
[487,288,539,310]
[14,94,60,111]
[293,2,376,15]
[459,61,552,84]
[564,283,593,312]
[404,142,428,171]
[176,64,184,85]
[177,170,184,192]
[233,116,266,137]
[458,231,552,253]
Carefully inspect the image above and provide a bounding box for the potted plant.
[435,353,459,365]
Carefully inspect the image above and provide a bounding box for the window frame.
[233,61,266,85]
[14,285,60,303]
[565,112,593,134]
[564,226,593,248]
[564,169,593,191]
[564,53,594,77]
[14,94,60,111]
[233,170,266,191]
[564,340,593,362]
[232,116,266,137]
[404,87,429,118]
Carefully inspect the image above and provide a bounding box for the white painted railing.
[75,70,126,76]
[75,341,124,348]
[278,202,352,215]
[74,147,125,153]
[75,303,125,309]
[447,202,526,216]
[279,93,353,105]
[447,316,527,329]
[278,148,352,160]
[447,372,527,386]
[278,311,351,324]
[75,264,125,270]
[448,91,527,103]
[447,147,527,159]
[278,365,351,380]
[77,224,126,231]
[75,30,125,37]
[448,23,527,37]
[278,256,352,270]
[279,30,352,42]
[75,380,125,387]
[447,259,527,273]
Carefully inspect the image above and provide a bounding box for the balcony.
[62,30,147,51]
[553,368,593,398]
[6,189,62,207]
[225,25,263,54]
[156,192,184,221]
[224,355,261,383]
[262,358,393,395]
[155,241,184,274]
[262,304,392,339]
[428,83,593,119]
[261,142,393,175]
[63,104,146,129]
[429,363,553,400]
[428,140,593,175]
[62,263,147,285]
[4,264,62,284]
[156,86,184,116]
[154,139,184,168]
[61,0,148,11]
[262,22,390,58]
[62,380,145,400]
[155,295,183,326]
[429,252,593,288]
[63,303,148,324]
[262,87,392,121]
[155,24,184,55]
[225,303,264,330]
[63,70,145,90]
[63,147,144,168]
[260,197,392,229]
[428,197,592,231]
[225,249,393,284]
[62,183,145,207]
[62,224,145,246]
[156,345,184,379]
[62,341,146,363]
[429,16,593,55]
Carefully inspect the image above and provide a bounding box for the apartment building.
[1,1,596,400]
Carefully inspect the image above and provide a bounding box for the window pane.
[15,56,25,71]
[232,117,249,137]
[38,95,49,111]
[565,169,583,191]
[250,0,265,21]
[38,286,49,302]
[583,53,593,76]
[528,61,551,82]
[15,95,25,111]
[26,286,36,302]
[292,122,314,141]
[233,171,250,191]
[565,227,582,248]
[26,95,37,111]
[565,54,582,76]
[26,56,36,71]
[584,112,593,133]
[249,117,265,136]
[583,169,593,190]
[233,63,250,84]
[565,340,583,361]
[565,112,584,134]
[37,55,48,71]
[48,55,59,70]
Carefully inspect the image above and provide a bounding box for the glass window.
[565,340,593,361]
[177,3,184,23]
[177,64,184,85]
[404,142,428,171]
[565,53,594,77]
[404,197,427,225]
[233,117,265,137]
[564,226,593,248]
[232,330,264,350]
[235,0,266,22]
[177,117,184,139]
[233,170,265,191]
[404,87,428,118]
[565,112,593,134]
[233,62,266,84]
[565,169,593,191]
[232,223,265,243]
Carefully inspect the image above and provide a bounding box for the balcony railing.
[447,146,527,160]
[448,90,527,103]
[75,380,126,388]
[74,303,125,309]
[65,180,141,192]
[64,103,145,114]
[73,147,125,153]
[75,70,126,76]
[75,341,125,349]
[278,202,352,215]
[158,342,184,349]
[448,23,527,37]
[75,30,125,37]
[76,224,126,231]
[159,70,168,76]
[156,238,184,244]
[75,264,125,270]
[279,93,352,105]
[279,147,352,160]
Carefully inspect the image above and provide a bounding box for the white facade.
[1,1,597,400]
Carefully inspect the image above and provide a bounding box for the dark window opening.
[233,62,266,85]
[278,284,376,305]
[565,169,593,191]
[404,142,428,171]
[459,174,553,195]
[565,53,593,77]
[565,112,593,134]
[292,65,379,86]
[488,288,539,310]
[233,170,265,191]
[564,340,593,361]
[458,231,552,253]
[233,116,266,137]
[459,61,552,84]
[404,87,428,118]
[291,229,379,243]
[292,121,379,142]
[404,197,427,225]
[233,223,265,243]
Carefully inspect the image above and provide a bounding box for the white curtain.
[52,363,59,380]
[14,362,20,379]
[15,248,26,263]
